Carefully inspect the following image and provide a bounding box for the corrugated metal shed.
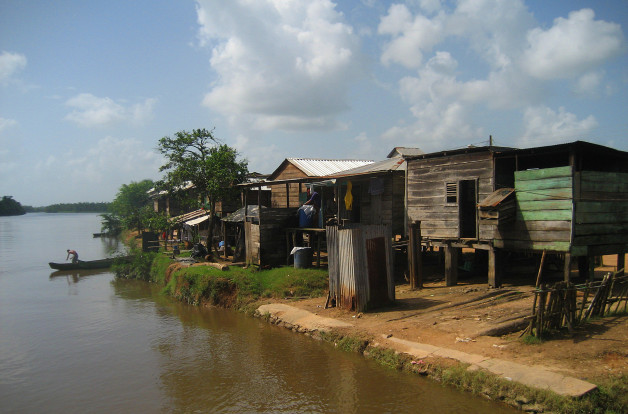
[279,158,373,178]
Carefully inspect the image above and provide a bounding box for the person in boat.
[66,249,79,264]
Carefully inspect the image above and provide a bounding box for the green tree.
[0,196,26,216]
[110,180,155,232]
[157,128,248,253]
[99,213,122,235]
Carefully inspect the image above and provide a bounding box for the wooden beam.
[488,246,502,288]
[444,243,459,286]
[564,253,572,283]
[408,221,422,289]
[618,251,625,277]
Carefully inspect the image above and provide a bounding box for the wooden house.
[148,181,196,217]
[329,151,417,238]
[238,158,372,267]
[267,158,373,209]
[405,141,628,287]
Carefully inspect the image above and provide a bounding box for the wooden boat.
[48,256,132,271]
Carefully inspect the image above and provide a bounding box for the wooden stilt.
[564,253,573,282]
[488,246,502,288]
[408,221,422,289]
[617,251,625,277]
[444,243,458,287]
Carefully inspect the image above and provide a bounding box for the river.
[0,213,516,413]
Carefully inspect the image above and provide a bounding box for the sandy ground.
[286,255,628,384]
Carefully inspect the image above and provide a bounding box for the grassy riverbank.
[114,251,328,312]
[114,250,627,414]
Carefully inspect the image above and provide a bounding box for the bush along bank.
[112,251,329,314]
[114,252,627,414]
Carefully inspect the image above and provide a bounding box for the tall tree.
[110,179,155,233]
[0,196,26,216]
[157,128,248,252]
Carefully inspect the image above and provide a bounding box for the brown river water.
[0,213,517,413]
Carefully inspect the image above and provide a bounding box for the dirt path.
[287,275,628,384]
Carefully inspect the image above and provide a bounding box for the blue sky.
[1,0,627,206]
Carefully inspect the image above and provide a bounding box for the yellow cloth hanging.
[344,181,353,211]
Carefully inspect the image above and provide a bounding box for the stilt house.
[241,158,372,267]
[405,141,628,287]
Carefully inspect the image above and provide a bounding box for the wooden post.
[617,251,625,276]
[285,183,290,208]
[444,243,458,286]
[488,245,502,288]
[408,221,422,289]
[565,253,575,282]
[577,255,594,281]
[316,232,321,268]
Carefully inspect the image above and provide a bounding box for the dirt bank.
[284,275,628,385]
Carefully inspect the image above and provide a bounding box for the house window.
[446,182,457,203]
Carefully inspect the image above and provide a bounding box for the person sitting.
[66,249,79,264]
[303,189,321,227]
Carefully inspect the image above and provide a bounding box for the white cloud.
[377,1,624,151]
[64,93,156,127]
[574,71,603,96]
[233,133,279,174]
[378,4,443,69]
[0,51,26,85]
[0,117,18,133]
[32,136,163,202]
[196,0,362,131]
[522,9,625,80]
[349,131,374,159]
[518,106,598,147]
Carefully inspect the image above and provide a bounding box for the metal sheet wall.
[326,224,394,312]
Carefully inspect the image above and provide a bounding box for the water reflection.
[0,213,517,413]
[109,278,517,413]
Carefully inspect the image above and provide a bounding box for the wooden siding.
[573,171,628,250]
[495,166,573,252]
[270,163,306,208]
[406,151,494,239]
[347,173,405,237]
[245,208,294,266]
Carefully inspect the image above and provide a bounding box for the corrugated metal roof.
[387,147,424,158]
[185,214,210,226]
[286,158,373,177]
[171,209,207,224]
[329,157,406,176]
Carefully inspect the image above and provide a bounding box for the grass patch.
[117,254,328,311]
[521,334,544,345]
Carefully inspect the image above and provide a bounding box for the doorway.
[459,179,477,238]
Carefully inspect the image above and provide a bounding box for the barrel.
[294,247,312,269]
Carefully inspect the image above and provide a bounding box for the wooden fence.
[526,271,628,338]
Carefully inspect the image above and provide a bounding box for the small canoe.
[48,256,132,271]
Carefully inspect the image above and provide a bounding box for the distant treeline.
[24,202,111,213]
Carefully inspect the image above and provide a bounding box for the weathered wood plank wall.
[270,163,305,208]
[407,152,494,240]
[245,208,294,266]
[347,173,405,237]
[494,166,573,252]
[573,171,628,255]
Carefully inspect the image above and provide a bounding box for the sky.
[1,0,627,206]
